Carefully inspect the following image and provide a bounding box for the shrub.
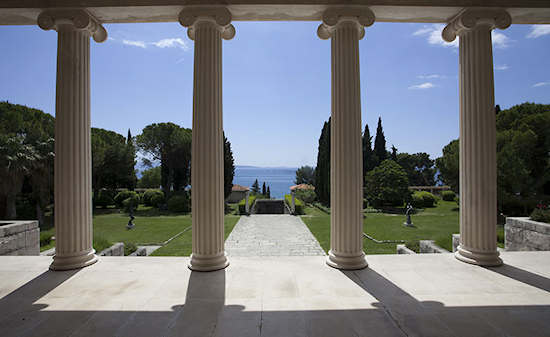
[122,194,140,213]
[114,190,138,208]
[143,189,164,206]
[285,194,304,215]
[167,193,191,213]
[441,190,456,201]
[93,234,112,253]
[405,240,420,253]
[365,160,410,208]
[410,191,436,208]
[238,195,257,214]
[294,189,316,204]
[530,205,550,223]
[150,193,165,208]
[40,231,53,247]
[124,242,138,256]
[94,189,116,208]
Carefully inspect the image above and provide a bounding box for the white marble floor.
[0,252,549,337]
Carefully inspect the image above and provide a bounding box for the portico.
[1,1,549,271]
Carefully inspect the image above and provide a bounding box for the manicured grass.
[302,201,462,254]
[151,215,240,256]
[39,204,241,256]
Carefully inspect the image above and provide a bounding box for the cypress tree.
[314,118,331,206]
[374,117,387,163]
[251,179,260,194]
[223,133,235,199]
[262,182,266,196]
[362,123,377,179]
[267,186,271,199]
[391,145,398,161]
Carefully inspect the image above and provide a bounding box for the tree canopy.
[374,117,387,163]
[224,133,235,200]
[365,159,410,208]
[397,152,436,186]
[295,165,315,185]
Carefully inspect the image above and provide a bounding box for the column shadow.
[485,264,550,293]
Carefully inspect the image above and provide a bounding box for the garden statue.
[127,206,135,230]
[404,203,414,227]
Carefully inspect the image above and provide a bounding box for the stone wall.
[0,220,40,256]
[505,217,550,251]
[396,244,416,254]
[419,240,450,253]
[99,242,125,256]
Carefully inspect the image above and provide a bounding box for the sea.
[234,166,297,199]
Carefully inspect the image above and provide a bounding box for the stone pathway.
[225,215,325,256]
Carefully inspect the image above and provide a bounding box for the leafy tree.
[295,165,315,185]
[136,123,191,193]
[267,186,271,199]
[362,123,378,179]
[397,152,436,186]
[251,179,260,194]
[365,160,410,208]
[92,128,136,201]
[224,133,235,200]
[137,166,161,188]
[374,117,387,163]
[0,102,55,220]
[314,118,331,206]
[436,140,460,192]
[262,182,266,196]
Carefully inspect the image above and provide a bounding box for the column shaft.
[327,22,368,270]
[456,26,502,266]
[51,26,97,270]
[189,22,228,271]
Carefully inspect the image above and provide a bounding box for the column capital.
[37,9,107,43]
[442,8,511,42]
[178,6,235,41]
[317,7,375,40]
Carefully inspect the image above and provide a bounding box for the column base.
[189,252,229,272]
[455,246,503,267]
[50,249,98,271]
[326,250,368,270]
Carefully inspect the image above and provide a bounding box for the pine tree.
[251,179,260,194]
[374,116,387,163]
[391,145,398,161]
[267,186,271,199]
[262,182,266,196]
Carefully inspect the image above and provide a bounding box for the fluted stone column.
[179,7,235,271]
[38,10,107,271]
[443,9,511,266]
[318,8,374,270]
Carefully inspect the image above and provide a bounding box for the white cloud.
[122,39,146,48]
[527,25,550,38]
[418,74,445,79]
[533,81,550,87]
[494,64,509,71]
[413,24,512,49]
[151,38,189,50]
[492,31,511,48]
[408,82,435,90]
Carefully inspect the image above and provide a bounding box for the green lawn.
[302,201,464,254]
[40,205,241,256]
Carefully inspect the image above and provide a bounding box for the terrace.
[1,1,549,336]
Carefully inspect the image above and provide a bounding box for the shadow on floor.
[484,263,550,293]
[1,262,550,336]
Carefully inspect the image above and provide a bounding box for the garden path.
[225,215,325,256]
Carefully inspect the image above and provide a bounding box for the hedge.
[410,191,436,208]
[167,193,191,213]
[114,190,139,208]
[441,190,456,201]
[238,195,257,214]
[285,194,304,215]
[143,189,164,206]
[94,189,116,208]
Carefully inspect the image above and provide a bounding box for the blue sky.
[1,22,549,167]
